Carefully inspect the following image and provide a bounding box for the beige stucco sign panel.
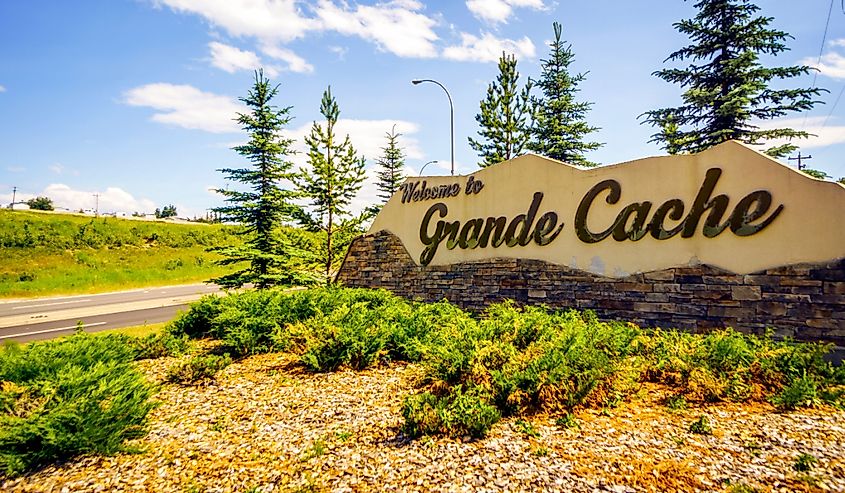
[369,141,845,277]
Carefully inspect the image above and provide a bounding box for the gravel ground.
[4,348,844,493]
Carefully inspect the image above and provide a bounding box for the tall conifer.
[529,22,602,166]
[296,86,367,284]
[642,0,825,157]
[375,125,406,204]
[469,52,532,167]
[210,70,309,289]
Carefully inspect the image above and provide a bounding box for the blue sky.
[1,0,843,218]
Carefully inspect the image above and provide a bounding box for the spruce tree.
[528,22,602,166]
[469,52,532,167]
[642,0,825,158]
[375,125,406,204]
[210,70,310,289]
[296,86,367,284]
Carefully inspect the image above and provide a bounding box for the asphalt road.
[0,284,222,343]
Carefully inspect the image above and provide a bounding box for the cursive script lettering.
[575,168,783,244]
[419,192,564,265]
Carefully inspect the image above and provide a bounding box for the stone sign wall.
[337,142,845,344]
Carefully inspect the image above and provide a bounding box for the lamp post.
[418,160,438,176]
[412,79,454,176]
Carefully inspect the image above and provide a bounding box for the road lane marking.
[0,322,107,340]
[12,299,93,310]
[0,283,220,305]
[0,295,201,329]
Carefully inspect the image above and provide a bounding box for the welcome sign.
[368,141,845,277]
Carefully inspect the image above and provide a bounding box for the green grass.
[96,322,167,339]
[0,209,241,298]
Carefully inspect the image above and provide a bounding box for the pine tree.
[469,52,532,167]
[642,0,825,158]
[296,86,367,284]
[374,125,406,205]
[528,22,602,166]
[210,70,311,289]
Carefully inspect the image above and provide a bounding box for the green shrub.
[555,412,579,429]
[514,418,540,438]
[167,295,224,339]
[130,332,188,360]
[401,386,500,439]
[793,453,817,472]
[665,394,688,411]
[166,354,232,384]
[0,334,155,476]
[290,305,391,372]
[771,374,819,410]
[168,287,845,439]
[688,415,712,435]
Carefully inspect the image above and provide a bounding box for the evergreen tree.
[801,168,830,180]
[296,86,367,284]
[210,70,310,289]
[155,204,177,218]
[528,22,602,166]
[374,125,406,205]
[469,52,532,167]
[642,0,825,158]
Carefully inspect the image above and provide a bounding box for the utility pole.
[93,193,100,217]
[10,186,16,210]
[788,152,812,171]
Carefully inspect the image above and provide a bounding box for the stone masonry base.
[336,231,845,346]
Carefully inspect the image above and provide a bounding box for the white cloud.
[49,163,65,174]
[465,0,543,24]
[259,44,315,74]
[124,83,245,133]
[154,0,439,65]
[154,0,315,42]
[314,0,439,58]
[1,184,157,214]
[443,32,535,62]
[208,41,279,76]
[285,118,424,163]
[328,45,349,60]
[801,39,845,80]
[0,85,6,92]
[5,166,25,173]
[756,116,845,150]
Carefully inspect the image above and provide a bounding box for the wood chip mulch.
[4,348,844,493]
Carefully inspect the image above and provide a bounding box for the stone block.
[732,286,761,301]
[703,275,743,285]
[743,274,779,286]
[755,301,787,317]
[643,270,674,281]
[824,282,845,295]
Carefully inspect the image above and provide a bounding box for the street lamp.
[419,160,438,176]
[411,79,454,176]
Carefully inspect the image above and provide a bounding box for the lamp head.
[411,79,423,85]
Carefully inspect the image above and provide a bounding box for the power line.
[822,84,845,128]
[803,0,836,130]
[811,0,835,90]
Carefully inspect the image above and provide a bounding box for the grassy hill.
[0,210,242,298]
